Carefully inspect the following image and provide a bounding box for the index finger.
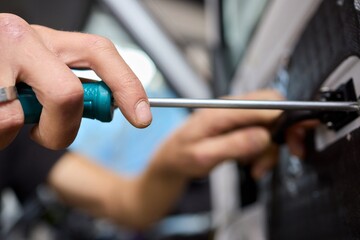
[32,26,152,128]
[187,90,284,139]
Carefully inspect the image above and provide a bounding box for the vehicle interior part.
[230,0,322,95]
[209,2,324,239]
[315,56,360,150]
[267,1,360,239]
[318,78,359,131]
[0,0,92,31]
[272,76,359,145]
[206,0,269,96]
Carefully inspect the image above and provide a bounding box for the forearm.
[48,151,188,230]
[116,156,188,229]
[48,153,122,220]
[105,135,190,229]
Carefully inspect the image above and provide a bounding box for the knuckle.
[191,150,206,163]
[112,73,144,104]
[0,102,24,131]
[190,148,212,169]
[0,14,31,42]
[0,111,23,129]
[117,72,142,91]
[233,141,252,157]
[47,83,83,107]
[241,130,270,154]
[84,34,116,53]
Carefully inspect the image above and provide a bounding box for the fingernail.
[135,100,152,126]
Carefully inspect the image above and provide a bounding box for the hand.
[285,120,320,159]
[151,90,283,180]
[0,14,152,150]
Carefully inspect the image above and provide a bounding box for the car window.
[222,0,269,75]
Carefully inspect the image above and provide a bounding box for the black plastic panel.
[267,0,360,239]
[287,0,360,101]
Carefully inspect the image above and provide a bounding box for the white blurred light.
[72,46,156,88]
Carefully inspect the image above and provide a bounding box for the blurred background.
[0,0,268,239]
[0,0,324,240]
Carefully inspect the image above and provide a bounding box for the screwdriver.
[17,81,360,124]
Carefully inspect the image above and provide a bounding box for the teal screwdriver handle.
[82,82,114,122]
[18,81,115,124]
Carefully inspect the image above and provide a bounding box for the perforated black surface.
[267,0,360,239]
[287,0,360,101]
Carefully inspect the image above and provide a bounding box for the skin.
[0,14,152,150]
[285,120,320,159]
[0,12,319,233]
[48,89,283,230]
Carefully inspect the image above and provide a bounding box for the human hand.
[151,90,283,180]
[285,120,320,159]
[0,14,152,150]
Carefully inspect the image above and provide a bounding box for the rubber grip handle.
[18,82,114,124]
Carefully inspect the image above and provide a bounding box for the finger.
[187,108,281,141]
[23,57,83,149]
[0,64,23,149]
[25,62,83,150]
[285,120,320,159]
[0,100,24,149]
[286,126,306,159]
[8,20,84,149]
[251,145,278,180]
[184,90,284,140]
[32,25,152,128]
[189,127,271,170]
[0,15,26,148]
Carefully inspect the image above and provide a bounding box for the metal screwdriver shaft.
[148,98,360,112]
[17,82,360,124]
